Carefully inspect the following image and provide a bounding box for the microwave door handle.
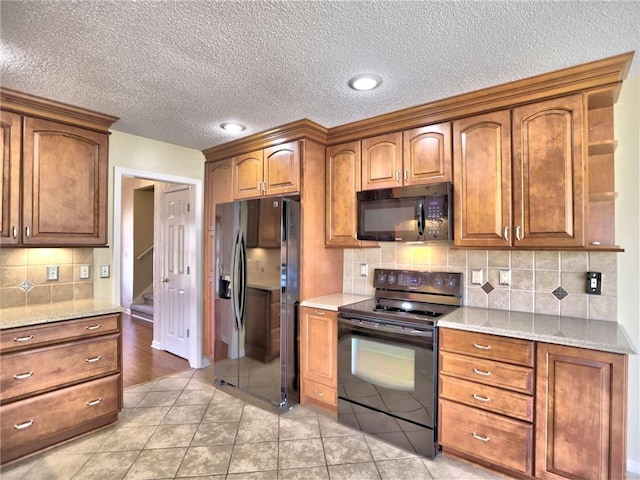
[417,202,425,236]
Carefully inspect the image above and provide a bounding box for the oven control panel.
[374,268,463,295]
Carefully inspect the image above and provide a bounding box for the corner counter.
[439,306,636,355]
[300,293,372,312]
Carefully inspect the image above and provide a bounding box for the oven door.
[337,315,438,457]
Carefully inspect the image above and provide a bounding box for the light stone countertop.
[439,306,636,355]
[0,299,123,330]
[300,293,372,312]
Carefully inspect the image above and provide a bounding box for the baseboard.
[628,458,640,475]
[151,340,162,350]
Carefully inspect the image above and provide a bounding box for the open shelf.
[588,140,617,157]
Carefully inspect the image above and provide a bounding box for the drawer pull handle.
[85,356,102,363]
[472,432,490,442]
[14,420,34,430]
[313,390,325,397]
[314,311,325,315]
[14,335,34,342]
[473,343,492,350]
[14,372,34,380]
[473,368,491,376]
[86,324,102,331]
[472,393,491,402]
[86,398,103,406]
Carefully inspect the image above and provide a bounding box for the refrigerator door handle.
[231,231,241,331]
[237,230,247,329]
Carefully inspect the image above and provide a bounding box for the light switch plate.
[47,265,59,281]
[100,265,110,278]
[79,265,90,279]
[471,269,483,285]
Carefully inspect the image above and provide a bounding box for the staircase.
[130,292,154,322]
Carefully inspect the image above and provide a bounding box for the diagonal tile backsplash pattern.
[343,245,618,321]
[0,367,508,480]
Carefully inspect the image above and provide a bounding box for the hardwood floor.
[122,312,190,388]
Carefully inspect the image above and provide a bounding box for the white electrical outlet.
[499,269,511,286]
[471,269,483,285]
[360,263,369,277]
[46,265,59,281]
[79,265,90,279]
[100,265,110,278]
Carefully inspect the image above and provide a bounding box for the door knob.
[161,277,169,283]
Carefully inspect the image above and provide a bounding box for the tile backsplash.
[343,244,617,321]
[0,248,94,308]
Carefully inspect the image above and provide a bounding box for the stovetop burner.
[338,268,463,327]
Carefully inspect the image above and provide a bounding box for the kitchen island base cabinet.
[535,343,627,480]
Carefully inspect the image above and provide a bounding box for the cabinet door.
[21,117,108,246]
[205,159,233,231]
[325,141,372,247]
[361,132,402,190]
[301,307,337,387]
[453,110,512,247]
[263,141,299,195]
[233,150,263,199]
[403,122,452,185]
[536,343,627,480]
[0,111,21,246]
[257,198,281,248]
[512,95,584,247]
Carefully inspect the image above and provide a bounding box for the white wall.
[615,75,640,474]
[93,130,205,303]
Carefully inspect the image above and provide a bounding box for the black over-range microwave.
[356,183,453,242]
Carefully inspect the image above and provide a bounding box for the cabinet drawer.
[1,374,120,457]
[1,334,119,403]
[440,351,534,394]
[302,378,337,408]
[440,329,534,367]
[439,399,533,475]
[1,314,119,352]
[439,374,533,422]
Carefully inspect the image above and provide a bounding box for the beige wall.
[93,130,205,304]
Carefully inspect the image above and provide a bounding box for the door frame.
[113,166,207,369]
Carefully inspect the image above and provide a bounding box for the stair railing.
[136,244,154,261]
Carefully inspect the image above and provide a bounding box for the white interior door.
[161,187,191,359]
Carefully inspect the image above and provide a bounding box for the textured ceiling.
[1,1,639,151]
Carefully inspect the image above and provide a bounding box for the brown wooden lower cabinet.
[0,313,122,464]
[535,343,627,480]
[438,328,629,480]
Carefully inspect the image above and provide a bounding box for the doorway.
[113,167,205,370]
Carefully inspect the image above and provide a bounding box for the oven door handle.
[338,317,434,338]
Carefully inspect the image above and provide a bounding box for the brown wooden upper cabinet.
[232,141,300,199]
[325,141,376,248]
[1,114,110,246]
[361,122,452,190]
[454,94,584,248]
[204,159,233,231]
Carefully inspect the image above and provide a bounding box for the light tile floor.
[0,367,514,479]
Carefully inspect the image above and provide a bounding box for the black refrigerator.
[213,196,300,408]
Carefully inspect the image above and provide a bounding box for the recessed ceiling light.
[220,122,246,133]
[348,74,382,91]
